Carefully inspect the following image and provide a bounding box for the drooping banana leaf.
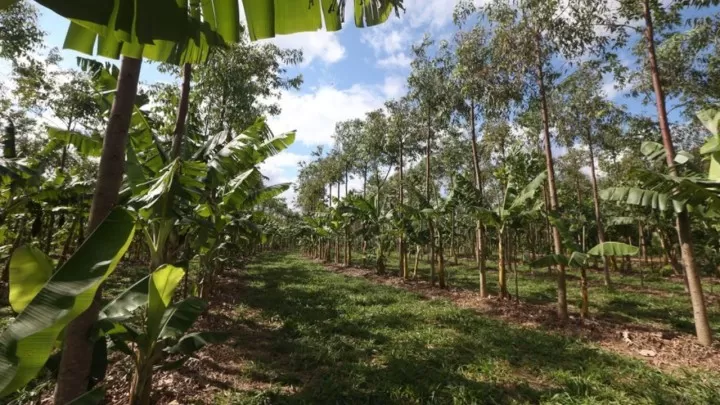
[147,265,185,341]
[698,108,720,181]
[159,297,207,339]
[587,242,639,257]
[8,246,53,313]
[167,331,230,355]
[66,385,106,405]
[243,0,404,40]
[0,208,135,396]
[44,128,103,158]
[3,0,402,65]
[530,254,569,269]
[99,274,151,324]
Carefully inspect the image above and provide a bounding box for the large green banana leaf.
[0,208,135,396]
[698,108,720,181]
[8,246,53,313]
[44,128,103,158]
[587,242,639,257]
[4,0,403,64]
[147,265,185,341]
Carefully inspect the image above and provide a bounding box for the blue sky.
[29,1,678,205]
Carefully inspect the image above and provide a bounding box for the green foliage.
[215,254,720,404]
[587,241,640,257]
[101,265,228,403]
[8,246,52,313]
[0,208,135,396]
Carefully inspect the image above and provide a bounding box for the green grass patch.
[214,253,720,404]
[372,252,720,335]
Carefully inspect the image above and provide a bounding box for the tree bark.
[399,136,407,278]
[498,230,508,299]
[535,34,567,321]
[588,137,611,287]
[643,0,712,346]
[54,56,142,404]
[171,63,192,159]
[426,118,436,286]
[345,168,351,267]
[469,101,488,297]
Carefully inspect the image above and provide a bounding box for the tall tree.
[407,36,456,288]
[605,0,715,345]
[483,0,611,319]
[554,65,629,286]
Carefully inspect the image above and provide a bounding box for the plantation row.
[291,0,720,352]
[0,0,719,403]
[0,0,330,403]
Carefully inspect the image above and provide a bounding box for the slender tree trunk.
[336,182,340,264]
[399,137,407,278]
[413,245,420,278]
[643,0,712,346]
[55,56,142,404]
[469,101,487,297]
[588,139,611,286]
[362,168,367,198]
[59,214,80,264]
[535,35,567,321]
[426,119,436,286]
[44,213,54,254]
[580,266,589,319]
[171,63,192,159]
[498,230,508,299]
[345,169,350,267]
[438,228,446,289]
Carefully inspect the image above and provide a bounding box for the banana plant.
[2,0,406,64]
[343,194,395,274]
[453,170,547,298]
[0,208,135,397]
[98,265,228,405]
[404,184,454,288]
[601,140,720,213]
[531,242,639,318]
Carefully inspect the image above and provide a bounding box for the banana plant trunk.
[643,0,712,346]
[498,229,508,299]
[535,34,567,320]
[580,266,589,319]
[55,56,142,404]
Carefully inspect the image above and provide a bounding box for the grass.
[212,253,720,404]
[365,251,720,335]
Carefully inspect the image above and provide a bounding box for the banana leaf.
[0,208,135,396]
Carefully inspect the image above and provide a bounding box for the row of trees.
[295,0,719,347]
[0,0,399,403]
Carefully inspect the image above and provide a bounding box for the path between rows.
[106,253,720,404]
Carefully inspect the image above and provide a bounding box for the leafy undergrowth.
[147,253,720,405]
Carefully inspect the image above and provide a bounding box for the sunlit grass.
[362,250,720,335]
[216,253,720,404]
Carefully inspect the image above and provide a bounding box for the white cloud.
[268,84,385,146]
[382,76,406,99]
[602,80,620,101]
[264,31,346,66]
[361,27,411,55]
[377,53,413,69]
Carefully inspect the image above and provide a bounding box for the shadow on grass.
[206,253,719,405]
